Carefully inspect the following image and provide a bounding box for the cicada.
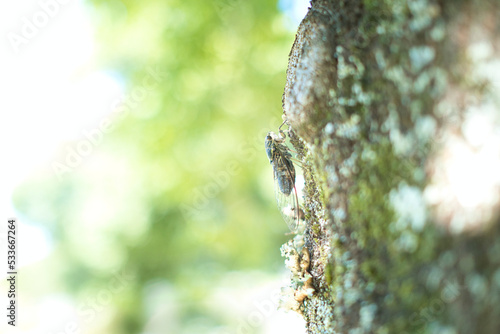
[265,125,300,233]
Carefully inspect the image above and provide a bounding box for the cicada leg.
[292,182,300,232]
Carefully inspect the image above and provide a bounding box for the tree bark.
[282,0,500,333]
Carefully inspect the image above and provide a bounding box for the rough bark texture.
[282,0,500,333]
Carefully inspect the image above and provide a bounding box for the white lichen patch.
[279,241,315,313]
[426,266,445,291]
[466,273,488,299]
[395,230,419,253]
[374,48,387,69]
[430,22,446,42]
[408,0,440,32]
[333,207,346,221]
[339,152,359,178]
[279,286,301,312]
[382,106,422,156]
[415,115,437,143]
[390,183,427,231]
[330,114,361,139]
[409,46,436,72]
[360,303,378,330]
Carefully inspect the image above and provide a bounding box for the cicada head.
[265,132,275,163]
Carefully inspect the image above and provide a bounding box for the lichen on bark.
[281,0,500,333]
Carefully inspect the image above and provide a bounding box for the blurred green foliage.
[14,0,296,332]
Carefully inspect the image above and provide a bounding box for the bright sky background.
[0,1,309,333]
[0,0,310,269]
[0,0,124,269]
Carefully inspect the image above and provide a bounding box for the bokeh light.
[1,0,310,333]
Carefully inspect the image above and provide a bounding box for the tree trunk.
[282,0,500,333]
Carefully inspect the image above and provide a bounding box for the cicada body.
[265,130,300,233]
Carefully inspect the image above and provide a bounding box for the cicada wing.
[273,166,299,234]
